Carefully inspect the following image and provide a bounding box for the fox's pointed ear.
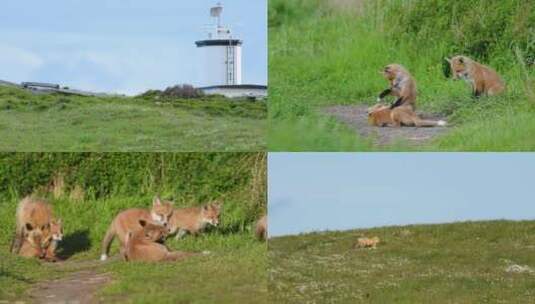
[25,223,34,231]
[459,57,464,64]
[139,219,147,227]
[444,57,451,63]
[153,196,161,206]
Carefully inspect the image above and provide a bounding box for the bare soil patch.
[324,105,449,146]
[27,260,112,304]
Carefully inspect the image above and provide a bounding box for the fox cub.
[377,64,417,110]
[12,196,63,261]
[354,236,380,249]
[168,202,222,240]
[445,55,505,97]
[100,196,174,261]
[123,219,198,262]
[368,103,446,128]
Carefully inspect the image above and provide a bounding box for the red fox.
[368,103,446,127]
[123,219,198,262]
[11,196,53,257]
[355,236,380,249]
[255,215,267,241]
[445,55,505,97]
[18,223,47,258]
[43,219,63,261]
[377,64,417,110]
[100,196,174,261]
[168,202,222,240]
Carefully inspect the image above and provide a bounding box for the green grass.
[0,196,267,303]
[269,220,535,303]
[0,153,267,303]
[268,0,535,151]
[0,86,266,151]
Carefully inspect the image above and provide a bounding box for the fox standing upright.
[377,64,417,110]
[100,196,174,261]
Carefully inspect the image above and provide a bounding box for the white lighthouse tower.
[196,3,267,100]
[196,3,242,86]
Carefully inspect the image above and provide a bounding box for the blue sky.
[0,0,266,95]
[269,153,535,237]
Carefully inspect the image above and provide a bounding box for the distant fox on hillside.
[354,236,380,249]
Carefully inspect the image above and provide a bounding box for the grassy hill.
[269,220,535,303]
[0,153,267,303]
[269,0,535,151]
[0,86,266,151]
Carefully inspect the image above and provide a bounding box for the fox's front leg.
[44,241,59,262]
[175,229,188,240]
[377,88,392,102]
[390,97,404,109]
[10,232,23,254]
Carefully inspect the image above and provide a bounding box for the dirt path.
[27,260,113,304]
[324,105,449,146]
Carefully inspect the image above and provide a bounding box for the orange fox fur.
[12,196,58,259]
[43,219,63,261]
[368,104,446,127]
[100,196,174,261]
[255,215,267,241]
[123,219,197,262]
[377,64,417,110]
[168,202,221,240]
[446,55,505,97]
[355,236,380,249]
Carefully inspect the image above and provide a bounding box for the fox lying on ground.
[11,196,61,260]
[123,219,199,262]
[168,202,221,240]
[100,196,174,261]
[368,103,446,127]
[445,55,505,97]
[255,215,267,241]
[355,236,380,249]
[377,64,417,110]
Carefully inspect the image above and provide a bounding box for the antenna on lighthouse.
[210,2,223,28]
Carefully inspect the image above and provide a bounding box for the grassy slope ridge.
[269,0,535,151]
[269,220,535,303]
[0,86,266,151]
[0,153,267,302]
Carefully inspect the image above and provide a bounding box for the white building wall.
[200,46,226,87]
[201,87,267,99]
[235,46,242,85]
[199,44,242,87]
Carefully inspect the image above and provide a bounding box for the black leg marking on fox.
[390,97,404,109]
[378,89,392,99]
